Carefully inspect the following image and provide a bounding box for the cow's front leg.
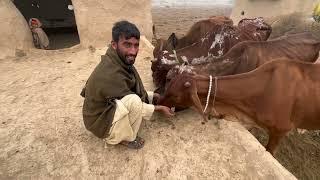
[266,129,287,156]
[202,112,210,124]
[191,93,207,124]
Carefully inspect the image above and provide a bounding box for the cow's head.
[151,49,182,94]
[165,64,196,90]
[152,38,165,60]
[238,17,272,40]
[158,72,197,109]
[152,33,179,62]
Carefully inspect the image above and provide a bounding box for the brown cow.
[152,17,272,92]
[152,16,234,58]
[158,59,320,155]
[166,32,320,82]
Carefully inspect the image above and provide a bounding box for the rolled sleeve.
[147,91,154,104]
[142,102,155,120]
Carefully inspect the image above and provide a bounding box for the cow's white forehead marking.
[210,33,225,50]
[222,58,230,63]
[181,56,188,63]
[169,54,175,57]
[163,50,169,54]
[191,56,208,65]
[177,64,194,74]
[161,56,177,65]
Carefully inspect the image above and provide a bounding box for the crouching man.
[81,20,174,149]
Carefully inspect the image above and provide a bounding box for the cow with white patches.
[166,32,320,88]
[152,17,272,93]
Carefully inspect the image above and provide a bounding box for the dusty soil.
[152,5,233,38]
[152,6,320,180]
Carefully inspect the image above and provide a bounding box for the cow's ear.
[168,33,178,49]
[184,81,191,88]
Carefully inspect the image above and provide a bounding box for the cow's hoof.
[214,119,222,129]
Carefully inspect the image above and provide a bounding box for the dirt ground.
[152,6,320,180]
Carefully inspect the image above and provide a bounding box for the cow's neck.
[194,70,269,100]
[193,75,260,124]
[176,37,188,49]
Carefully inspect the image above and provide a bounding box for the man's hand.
[152,93,161,105]
[155,105,175,117]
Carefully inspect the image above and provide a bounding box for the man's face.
[112,36,139,65]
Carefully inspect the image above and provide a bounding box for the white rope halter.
[173,50,179,64]
[203,75,218,115]
[203,75,212,113]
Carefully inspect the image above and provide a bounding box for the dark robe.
[81,47,149,138]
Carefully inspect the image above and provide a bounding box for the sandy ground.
[152,6,232,38]
[152,6,320,180]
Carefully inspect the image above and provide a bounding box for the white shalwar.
[104,92,154,144]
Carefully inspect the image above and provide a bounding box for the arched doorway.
[13,0,80,50]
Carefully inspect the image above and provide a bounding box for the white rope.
[173,50,179,64]
[212,77,219,116]
[203,75,212,113]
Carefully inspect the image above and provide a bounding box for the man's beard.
[116,49,136,65]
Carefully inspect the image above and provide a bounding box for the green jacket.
[81,47,149,138]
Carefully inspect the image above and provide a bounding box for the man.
[81,20,174,149]
[28,18,49,49]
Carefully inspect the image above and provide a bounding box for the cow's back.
[254,60,320,130]
[179,16,234,49]
[288,62,320,129]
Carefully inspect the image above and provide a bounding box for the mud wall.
[0,0,33,59]
[230,0,318,24]
[71,0,153,48]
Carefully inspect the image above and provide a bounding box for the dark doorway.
[13,0,80,49]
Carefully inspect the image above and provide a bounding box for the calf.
[159,60,320,155]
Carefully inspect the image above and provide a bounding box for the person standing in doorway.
[28,18,49,49]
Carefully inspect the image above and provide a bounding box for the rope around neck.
[203,75,212,113]
[203,76,218,115]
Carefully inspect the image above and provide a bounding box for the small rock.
[15,49,27,57]
[88,45,96,53]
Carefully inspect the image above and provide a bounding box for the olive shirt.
[81,47,151,138]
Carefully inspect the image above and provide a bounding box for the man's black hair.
[112,20,140,42]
